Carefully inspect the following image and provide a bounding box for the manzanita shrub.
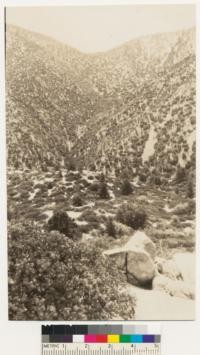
[8,220,135,320]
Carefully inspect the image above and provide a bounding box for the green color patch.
[120,335,132,343]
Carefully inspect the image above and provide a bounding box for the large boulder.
[124,231,156,260]
[104,248,126,270]
[153,274,195,300]
[104,231,156,286]
[127,249,155,287]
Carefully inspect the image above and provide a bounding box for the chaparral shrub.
[120,179,133,195]
[72,193,83,207]
[139,173,147,183]
[116,204,147,230]
[187,180,194,199]
[176,166,186,184]
[98,182,110,199]
[8,221,135,320]
[89,182,99,192]
[106,217,117,238]
[47,210,81,240]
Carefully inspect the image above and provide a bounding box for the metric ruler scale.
[42,343,161,355]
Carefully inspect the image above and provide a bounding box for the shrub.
[80,178,90,188]
[89,182,99,192]
[47,181,53,190]
[173,202,189,215]
[151,174,161,186]
[80,210,99,223]
[87,175,94,180]
[98,182,110,199]
[72,194,83,207]
[153,175,162,186]
[99,173,105,182]
[176,166,186,183]
[89,164,96,171]
[47,210,81,240]
[79,210,100,231]
[139,174,147,183]
[106,218,117,238]
[187,199,195,215]
[8,221,135,320]
[187,180,194,199]
[120,179,133,195]
[116,204,147,230]
[7,206,18,221]
[67,158,76,171]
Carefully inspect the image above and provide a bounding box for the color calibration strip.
[42,334,161,344]
[42,325,161,344]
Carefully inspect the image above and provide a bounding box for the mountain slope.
[6,25,99,169]
[6,25,195,182]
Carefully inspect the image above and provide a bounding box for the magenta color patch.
[84,335,97,343]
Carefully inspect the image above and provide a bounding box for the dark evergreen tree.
[106,218,116,238]
[98,182,110,199]
[120,178,133,195]
[47,210,81,239]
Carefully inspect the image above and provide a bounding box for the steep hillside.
[6,25,99,169]
[74,28,196,181]
[6,25,195,183]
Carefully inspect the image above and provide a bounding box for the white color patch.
[72,335,84,343]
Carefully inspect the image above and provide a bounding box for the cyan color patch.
[131,335,143,343]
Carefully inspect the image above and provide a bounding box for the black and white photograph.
[6,4,196,321]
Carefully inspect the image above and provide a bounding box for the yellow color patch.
[107,335,120,343]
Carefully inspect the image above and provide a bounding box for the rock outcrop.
[105,233,195,302]
[104,231,156,286]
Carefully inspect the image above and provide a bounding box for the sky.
[6,5,196,53]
